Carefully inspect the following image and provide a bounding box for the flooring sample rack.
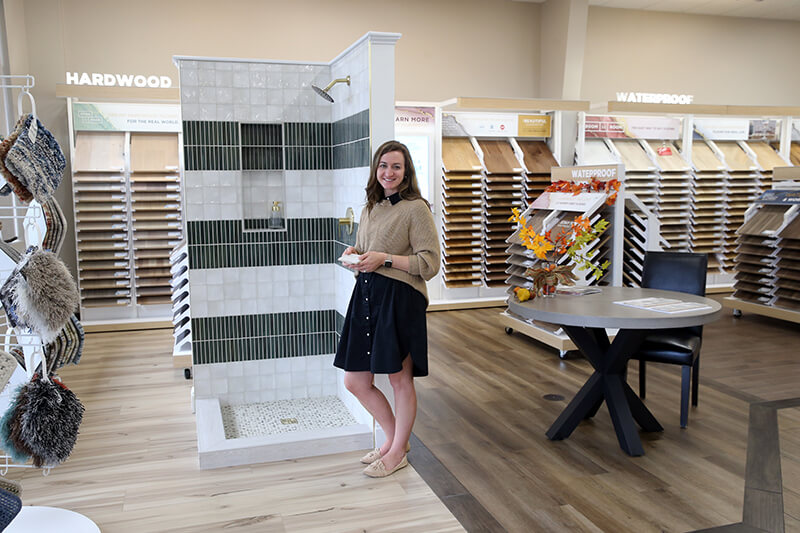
[439,126,561,290]
[67,101,183,323]
[723,186,800,323]
[499,164,660,357]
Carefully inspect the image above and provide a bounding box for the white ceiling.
[590,0,800,21]
[514,0,800,22]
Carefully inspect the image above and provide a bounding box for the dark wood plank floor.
[414,298,800,532]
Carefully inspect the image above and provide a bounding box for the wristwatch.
[384,254,393,268]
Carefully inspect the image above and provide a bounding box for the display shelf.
[501,164,645,356]
[68,102,183,323]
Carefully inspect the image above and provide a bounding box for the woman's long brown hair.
[365,140,428,212]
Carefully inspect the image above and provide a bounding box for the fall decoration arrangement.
[509,178,617,299]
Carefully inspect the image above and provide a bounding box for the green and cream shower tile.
[189,264,336,318]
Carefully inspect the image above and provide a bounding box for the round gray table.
[508,286,722,456]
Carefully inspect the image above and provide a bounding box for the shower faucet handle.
[338,207,355,235]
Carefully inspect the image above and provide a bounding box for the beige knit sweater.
[354,196,440,302]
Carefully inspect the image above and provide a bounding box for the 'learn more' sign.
[66,72,173,89]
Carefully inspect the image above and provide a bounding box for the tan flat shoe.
[360,448,381,464]
[359,442,411,464]
[363,454,408,478]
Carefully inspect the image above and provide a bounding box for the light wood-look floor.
[8,298,799,532]
[7,330,463,533]
[414,300,800,532]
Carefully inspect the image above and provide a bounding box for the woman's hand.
[342,247,360,270]
[356,251,387,273]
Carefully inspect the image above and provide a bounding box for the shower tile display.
[187,218,338,269]
[183,121,241,171]
[193,309,346,364]
[241,123,283,170]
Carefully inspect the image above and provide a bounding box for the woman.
[334,140,440,478]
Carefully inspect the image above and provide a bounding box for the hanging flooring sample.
[130,133,182,306]
[517,140,558,204]
[609,139,658,210]
[477,139,524,287]
[72,132,131,308]
[647,140,692,252]
[775,215,800,310]
[71,130,183,316]
[747,141,787,193]
[441,137,483,288]
[714,141,761,270]
[683,140,728,271]
[732,203,797,306]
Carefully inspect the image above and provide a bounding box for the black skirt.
[334,272,428,377]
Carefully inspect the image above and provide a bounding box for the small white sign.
[694,118,750,140]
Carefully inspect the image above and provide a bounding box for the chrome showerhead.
[311,75,350,103]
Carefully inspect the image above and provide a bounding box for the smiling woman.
[334,140,440,478]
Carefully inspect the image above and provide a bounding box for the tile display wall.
[176,48,373,405]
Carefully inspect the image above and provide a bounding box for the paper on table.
[338,254,361,265]
[614,297,712,314]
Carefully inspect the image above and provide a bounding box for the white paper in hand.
[338,254,361,265]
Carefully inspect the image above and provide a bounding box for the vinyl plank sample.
[647,140,690,171]
[689,141,726,171]
[716,141,757,171]
[477,139,523,174]
[442,137,482,172]
[73,132,126,171]
[747,141,787,172]
[131,133,180,172]
[612,139,655,172]
[517,140,558,174]
[582,139,618,165]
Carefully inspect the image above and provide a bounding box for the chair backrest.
[642,251,708,296]
[642,251,708,337]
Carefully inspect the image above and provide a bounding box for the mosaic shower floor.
[221,396,359,439]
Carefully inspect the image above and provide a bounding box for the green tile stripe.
[188,218,335,246]
[333,139,370,169]
[184,120,241,171]
[332,109,369,145]
[189,240,336,269]
[191,309,343,364]
[194,332,338,364]
[188,218,337,268]
[194,310,337,341]
[285,122,332,146]
[181,109,369,172]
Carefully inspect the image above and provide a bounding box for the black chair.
[632,251,708,428]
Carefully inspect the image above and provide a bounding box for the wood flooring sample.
[647,141,689,172]
[747,141,787,171]
[477,139,523,174]
[689,141,725,171]
[715,141,756,171]
[613,140,655,172]
[442,137,481,172]
[517,140,558,174]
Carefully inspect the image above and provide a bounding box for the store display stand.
[723,169,800,323]
[0,76,100,532]
[64,98,183,326]
[500,164,659,358]
[432,97,588,309]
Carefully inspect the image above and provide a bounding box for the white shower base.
[196,396,374,469]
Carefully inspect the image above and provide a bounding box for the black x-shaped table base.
[545,326,663,456]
